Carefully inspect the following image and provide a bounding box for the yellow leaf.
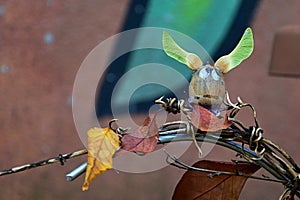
[82,127,120,191]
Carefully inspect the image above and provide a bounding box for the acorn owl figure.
[162,28,254,114]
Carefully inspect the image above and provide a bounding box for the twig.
[0,149,87,176]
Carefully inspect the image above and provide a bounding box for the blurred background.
[0,0,299,199]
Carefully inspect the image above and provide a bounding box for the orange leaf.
[82,127,120,191]
[173,160,260,200]
[190,105,232,132]
[121,114,158,153]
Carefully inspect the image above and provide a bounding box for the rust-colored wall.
[0,1,300,200]
[0,1,130,199]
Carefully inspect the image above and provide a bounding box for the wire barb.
[58,154,66,166]
[155,96,191,114]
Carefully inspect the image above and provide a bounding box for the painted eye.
[211,68,221,80]
[198,67,210,79]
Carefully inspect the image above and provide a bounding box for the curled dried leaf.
[190,105,232,132]
[121,114,158,153]
[173,160,260,200]
[82,127,120,191]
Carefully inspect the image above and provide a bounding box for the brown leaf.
[173,160,260,200]
[82,127,120,191]
[190,105,232,132]
[121,114,158,153]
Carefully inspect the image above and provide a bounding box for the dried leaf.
[121,114,158,153]
[173,160,260,200]
[190,105,232,132]
[82,127,120,191]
